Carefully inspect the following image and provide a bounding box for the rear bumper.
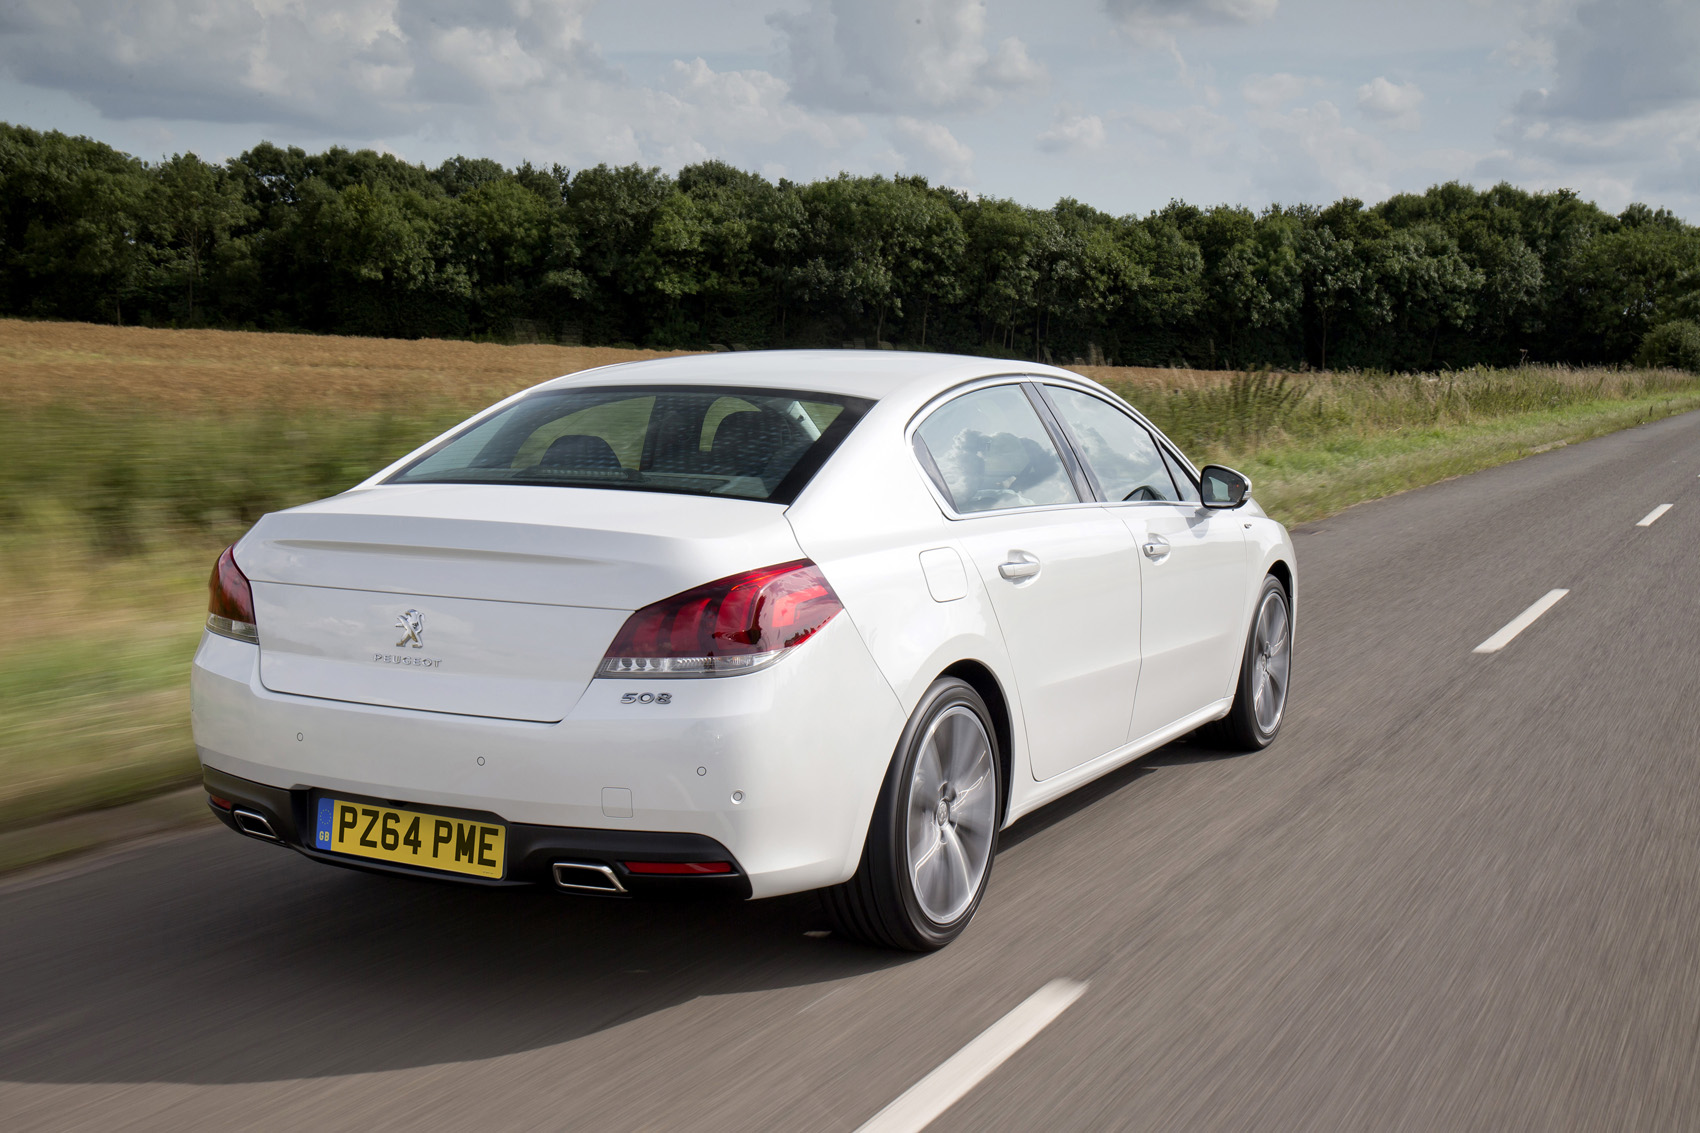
[203,766,753,899]
[190,613,905,900]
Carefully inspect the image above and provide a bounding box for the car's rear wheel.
[1210,574,1292,750]
[821,677,1001,951]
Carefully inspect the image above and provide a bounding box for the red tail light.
[206,545,259,644]
[600,560,843,677]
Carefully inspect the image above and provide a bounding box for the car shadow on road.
[998,732,1255,852]
[0,831,908,1086]
[0,735,1261,1088]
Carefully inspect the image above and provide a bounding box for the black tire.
[1208,574,1293,751]
[821,678,1003,951]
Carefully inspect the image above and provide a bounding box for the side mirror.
[1200,465,1250,509]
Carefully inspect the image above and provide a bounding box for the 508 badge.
[621,692,672,705]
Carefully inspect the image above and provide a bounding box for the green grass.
[1241,389,1700,523]
[2,365,1698,833]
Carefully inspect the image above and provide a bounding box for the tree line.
[3,120,1699,371]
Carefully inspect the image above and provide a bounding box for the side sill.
[1004,697,1233,826]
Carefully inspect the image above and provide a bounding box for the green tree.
[151,152,256,323]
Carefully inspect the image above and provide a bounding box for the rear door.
[912,383,1143,781]
[1038,384,1248,743]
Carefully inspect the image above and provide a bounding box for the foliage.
[4,121,1700,369]
[1635,320,1700,373]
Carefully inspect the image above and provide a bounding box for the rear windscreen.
[386,385,873,504]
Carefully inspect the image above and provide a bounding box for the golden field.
[0,318,1231,414]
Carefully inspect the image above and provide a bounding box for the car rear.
[191,380,906,899]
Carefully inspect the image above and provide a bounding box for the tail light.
[599,559,843,677]
[206,545,259,644]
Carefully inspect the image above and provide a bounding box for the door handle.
[1141,537,1171,561]
[998,553,1041,580]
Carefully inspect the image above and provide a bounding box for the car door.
[912,382,1144,781]
[1039,384,1249,743]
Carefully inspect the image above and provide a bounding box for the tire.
[821,678,1002,951]
[1209,574,1293,751]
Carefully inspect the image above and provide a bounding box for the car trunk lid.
[237,484,804,722]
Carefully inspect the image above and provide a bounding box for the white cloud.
[1241,72,1324,109]
[1036,106,1107,153]
[1122,102,1235,159]
[772,0,1045,114]
[0,0,865,175]
[1356,77,1423,130]
[1496,0,1700,210]
[1250,100,1390,202]
[1102,0,1279,32]
[889,116,975,183]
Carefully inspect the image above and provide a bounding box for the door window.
[913,385,1078,513]
[1044,386,1180,503]
[1160,447,1201,504]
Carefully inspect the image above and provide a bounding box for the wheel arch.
[938,659,1014,829]
[1267,557,1294,606]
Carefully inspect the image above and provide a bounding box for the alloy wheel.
[904,705,997,924]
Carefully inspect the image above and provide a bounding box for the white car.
[192,351,1295,950]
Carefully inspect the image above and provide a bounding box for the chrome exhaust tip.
[232,808,281,842]
[552,861,627,895]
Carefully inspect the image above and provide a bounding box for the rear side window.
[389,385,870,504]
[913,385,1078,513]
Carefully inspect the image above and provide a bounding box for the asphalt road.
[4,411,1700,1131]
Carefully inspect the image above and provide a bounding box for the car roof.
[534,349,1087,403]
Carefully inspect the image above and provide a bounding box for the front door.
[1039,384,1248,742]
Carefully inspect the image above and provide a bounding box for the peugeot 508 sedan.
[192,350,1296,950]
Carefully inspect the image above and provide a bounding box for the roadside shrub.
[1635,321,1700,373]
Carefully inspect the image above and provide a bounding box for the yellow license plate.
[313,798,505,879]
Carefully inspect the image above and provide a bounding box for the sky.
[1,0,1696,220]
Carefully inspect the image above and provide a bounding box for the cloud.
[889,116,974,183]
[1496,0,1700,210]
[1036,106,1108,154]
[1241,72,1324,109]
[1250,99,1390,202]
[0,0,863,174]
[1102,0,1278,34]
[772,0,1045,114]
[1356,77,1423,130]
[1511,0,1700,126]
[1121,103,1235,159]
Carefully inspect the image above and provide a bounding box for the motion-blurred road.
[4,412,1699,1131]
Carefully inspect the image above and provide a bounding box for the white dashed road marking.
[854,979,1088,1133]
[1637,504,1673,527]
[1473,589,1569,654]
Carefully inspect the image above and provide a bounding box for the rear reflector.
[208,795,234,811]
[621,860,733,875]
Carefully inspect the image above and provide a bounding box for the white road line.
[1473,589,1569,654]
[1636,504,1673,527]
[854,979,1088,1133]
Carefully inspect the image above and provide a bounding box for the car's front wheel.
[1211,573,1293,750]
[821,677,1002,951]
